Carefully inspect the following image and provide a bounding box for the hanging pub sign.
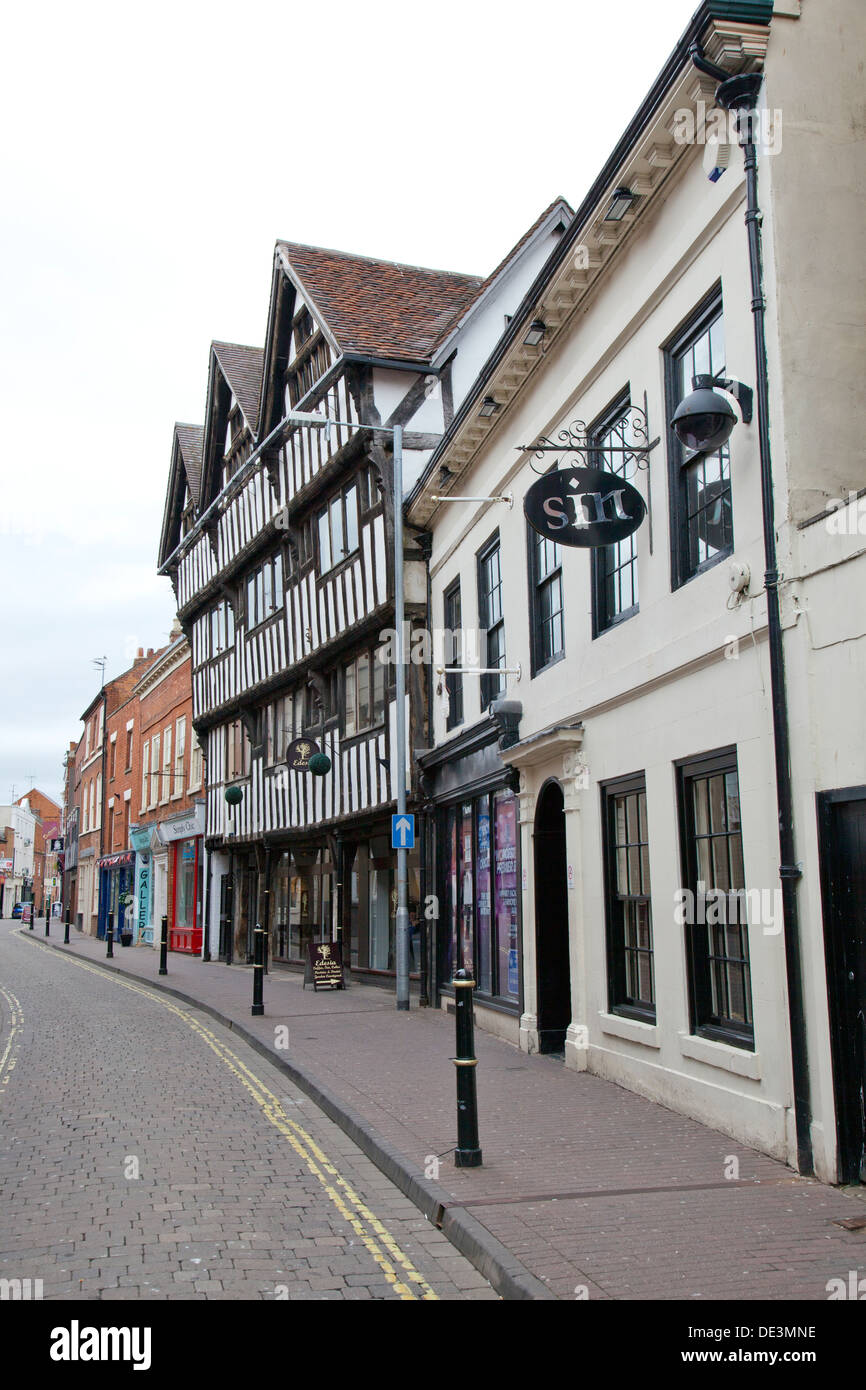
[286,737,321,771]
[524,466,646,548]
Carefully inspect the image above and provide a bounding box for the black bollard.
[251,923,264,1016]
[159,914,168,976]
[28,903,33,930]
[225,878,234,967]
[44,896,50,937]
[63,908,70,944]
[106,911,114,959]
[453,968,482,1167]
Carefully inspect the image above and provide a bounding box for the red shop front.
[168,835,202,954]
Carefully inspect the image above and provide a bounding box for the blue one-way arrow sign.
[391,813,415,850]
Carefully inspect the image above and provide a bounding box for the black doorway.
[818,788,866,1184]
[534,781,571,1053]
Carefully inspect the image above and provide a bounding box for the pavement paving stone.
[5,920,865,1302]
[0,921,498,1303]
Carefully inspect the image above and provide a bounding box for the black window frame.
[317,481,360,576]
[443,578,463,730]
[665,284,733,590]
[245,552,284,630]
[601,772,655,1022]
[589,389,640,636]
[477,531,506,711]
[208,597,236,657]
[676,746,755,1050]
[526,520,564,677]
[343,643,389,740]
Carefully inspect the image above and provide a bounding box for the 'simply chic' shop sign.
[523,466,646,548]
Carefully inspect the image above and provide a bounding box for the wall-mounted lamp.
[479,396,501,418]
[604,187,636,222]
[523,319,547,347]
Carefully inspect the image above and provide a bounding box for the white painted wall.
[418,19,863,1180]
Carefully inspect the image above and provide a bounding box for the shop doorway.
[534,780,571,1054]
[234,862,257,963]
[818,788,866,1184]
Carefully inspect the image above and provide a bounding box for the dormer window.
[294,309,314,353]
[222,403,250,488]
[285,308,332,407]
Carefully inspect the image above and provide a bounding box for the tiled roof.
[276,243,483,364]
[212,342,264,427]
[175,423,203,502]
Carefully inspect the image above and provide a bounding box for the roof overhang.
[406,4,771,527]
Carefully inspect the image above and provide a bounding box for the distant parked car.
[10,902,24,919]
[11,902,31,921]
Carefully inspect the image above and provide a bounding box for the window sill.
[318,547,360,582]
[593,604,639,639]
[342,720,386,744]
[530,648,565,681]
[674,546,733,591]
[599,1011,660,1049]
[246,608,283,633]
[678,1030,760,1078]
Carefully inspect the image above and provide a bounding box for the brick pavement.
[0,920,497,1301]
[10,918,866,1301]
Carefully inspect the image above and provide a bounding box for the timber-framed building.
[158,205,572,983]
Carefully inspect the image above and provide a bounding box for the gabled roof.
[275,242,483,365]
[198,340,264,513]
[211,342,264,428]
[175,423,203,501]
[158,423,204,570]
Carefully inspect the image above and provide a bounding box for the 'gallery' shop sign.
[524,466,645,548]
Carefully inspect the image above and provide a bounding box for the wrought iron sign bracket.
[518,397,658,554]
[518,400,659,479]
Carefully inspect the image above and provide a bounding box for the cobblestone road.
[0,921,497,1301]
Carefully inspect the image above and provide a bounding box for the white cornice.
[133,640,190,698]
[408,16,769,529]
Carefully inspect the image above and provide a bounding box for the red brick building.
[16,789,62,913]
[131,624,204,951]
[61,632,200,949]
[71,652,160,936]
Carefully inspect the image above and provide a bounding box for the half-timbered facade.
[159,205,573,980]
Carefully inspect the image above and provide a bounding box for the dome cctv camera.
[672,374,753,453]
[672,384,736,453]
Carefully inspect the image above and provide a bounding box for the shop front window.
[174,838,197,930]
[439,788,519,1003]
[368,867,391,970]
[272,851,291,960]
[476,800,492,994]
[348,841,420,974]
[493,791,520,1002]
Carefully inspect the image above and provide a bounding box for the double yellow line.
[11,932,439,1300]
[0,981,23,1103]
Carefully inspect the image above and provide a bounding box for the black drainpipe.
[692,46,812,1175]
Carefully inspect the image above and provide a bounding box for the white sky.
[0,0,699,803]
